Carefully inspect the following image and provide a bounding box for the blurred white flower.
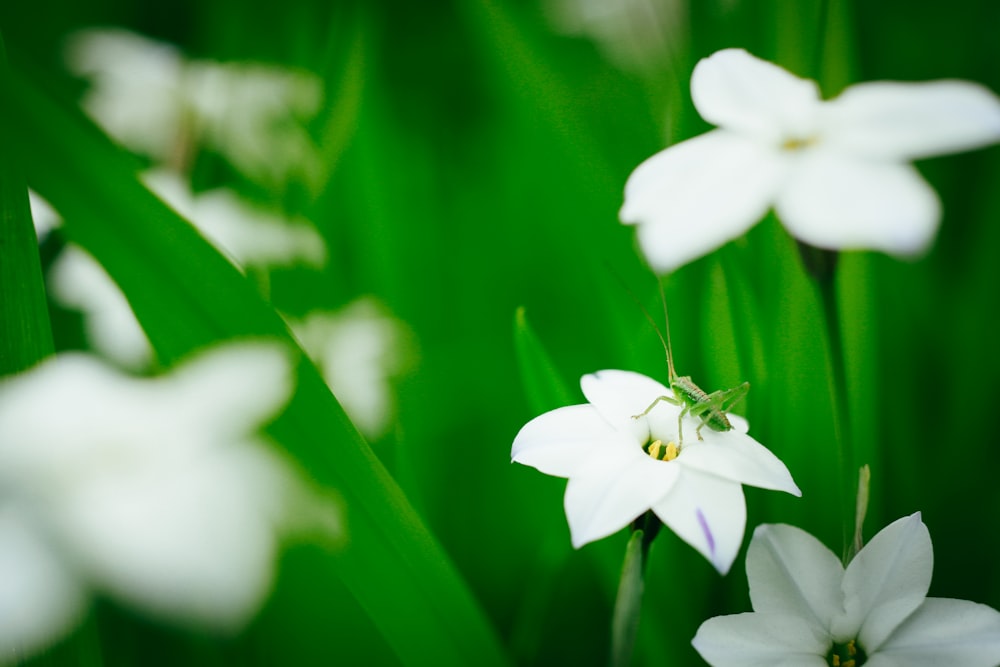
[621,48,1000,272]
[544,0,683,73]
[142,169,327,270]
[28,190,60,240]
[0,343,334,660]
[65,28,323,188]
[48,245,152,370]
[288,298,412,440]
[511,370,799,574]
[693,513,1000,666]
[65,29,185,161]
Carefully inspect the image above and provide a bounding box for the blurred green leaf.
[514,306,575,414]
[0,34,53,376]
[0,59,509,667]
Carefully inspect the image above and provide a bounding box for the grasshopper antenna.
[657,280,678,381]
[603,264,676,382]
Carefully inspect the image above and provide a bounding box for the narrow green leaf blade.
[0,35,53,375]
[514,306,575,413]
[0,60,508,667]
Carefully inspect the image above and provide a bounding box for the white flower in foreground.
[287,298,413,440]
[621,48,1000,272]
[511,370,799,574]
[693,513,1000,667]
[0,343,337,660]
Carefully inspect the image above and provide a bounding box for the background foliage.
[2,0,999,664]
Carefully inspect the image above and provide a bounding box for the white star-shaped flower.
[693,513,1000,666]
[0,343,337,659]
[621,48,1000,272]
[511,370,800,574]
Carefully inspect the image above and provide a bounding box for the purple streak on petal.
[696,508,715,557]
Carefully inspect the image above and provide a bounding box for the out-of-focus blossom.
[143,170,327,270]
[65,28,323,189]
[48,245,152,370]
[693,513,1000,666]
[288,298,413,440]
[65,29,184,161]
[0,343,338,660]
[28,191,60,240]
[621,48,1000,272]
[544,0,684,73]
[38,175,324,370]
[511,370,799,574]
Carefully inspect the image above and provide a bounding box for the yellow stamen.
[781,136,815,150]
[664,441,679,461]
[645,439,680,461]
[647,440,664,460]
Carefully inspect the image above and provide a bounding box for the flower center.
[644,438,679,461]
[781,136,817,151]
[827,639,866,666]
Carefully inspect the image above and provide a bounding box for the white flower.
[287,298,413,440]
[621,48,1000,272]
[65,28,323,188]
[0,343,337,660]
[693,513,1000,667]
[544,0,683,73]
[48,245,153,370]
[64,28,185,161]
[511,370,800,574]
[28,190,60,240]
[142,169,327,270]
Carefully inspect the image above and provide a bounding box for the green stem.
[799,243,856,564]
[610,512,660,667]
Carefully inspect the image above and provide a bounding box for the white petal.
[579,369,672,445]
[511,404,622,478]
[0,354,155,483]
[693,612,830,666]
[651,469,745,574]
[564,449,679,548]
[691,48,822,142]
[56,444,285,630]
[48,246,152,369]
[776,152,940,256]
[822,80,1000,160]
[621,130,786,272]
[0,510,87,659]
[163,342,293,440]
[866,598,1000,667]
[834,513,932,651]
[746,524,845,632]
[678,430,801,495]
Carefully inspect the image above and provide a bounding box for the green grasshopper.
[633,284,749,444]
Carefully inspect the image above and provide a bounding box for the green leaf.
[0,34,53,376]
[513,306,575,413]
[0,58,508,667]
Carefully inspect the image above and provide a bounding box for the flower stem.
[610,512,661,667]
[798,242,856,564]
